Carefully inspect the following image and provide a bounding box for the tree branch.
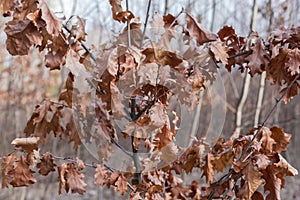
[208,73,300,200]
[140,0,152,48]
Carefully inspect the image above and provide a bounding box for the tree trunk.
[234,0,258,135]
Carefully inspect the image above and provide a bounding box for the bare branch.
[140,0,152,48]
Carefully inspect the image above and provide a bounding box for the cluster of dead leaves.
[1,146,89,195]
[1,0,299,199]
[217,26,300,103]
[2,0,89,73]
[127,126,297,199]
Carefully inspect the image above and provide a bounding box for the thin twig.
[140,0,152,48]
[111,138,133,157]
[208,73,300,200]
[228,51,249,59]
[167,7,184,30]
[126,0,131,47]
[62,24,97,63]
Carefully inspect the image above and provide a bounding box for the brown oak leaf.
[109,0,134,23]
[266,48,292,86]
[5,20,43,55]
[142,48,182,68]
[1,154,16,188]
[262,166,282,200]
[114,174,128,195]
[45,33,69,70]
[163,14,178,29]
[37,152,56,175]
[186,13,217,46]
[1,0,17,17]
[94,165,110,186]
[236,163,264,199]
[58,163,67,194]
[211,151,234,172]
[210,41,228,64]
[245,40,270,76]
[285,48,300,76]
[253,154,270,170]
[202,153,214,183]
[10,156,36,187]
[65,163,87,195]
[259,127,276,153]
[279,82,299,104]
[39,0,62,37]
[59,163,87,195]
[270,127,291,153]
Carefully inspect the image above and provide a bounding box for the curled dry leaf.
[11,137,40,153]
[163,14,178,29]
[186,13,217,46]
[58,163,87,195]
[10,156,36,187]
[1,154,16,188]
[39,0,62,37]
[5,20,43,55]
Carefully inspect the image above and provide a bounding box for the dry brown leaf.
[237,163,264,199]
[163,14,178,29]
[76,157,85,171]
[202,153,214,183]
[37,152,56,175]
[65,163,87,195]
[186,13,217,46]
[5,20,43,55]
[94,165,110,186]
[142,48,182,68]
[1,0,17,16]
[114,175,128,195]
[259,127,276,153]
[10,156,36,187]
[1,154,16,188]
[210,41,228,64]
[262,166,282,200]
[58,163,67,194]
[270,127,291,153]
[253,154,270,170]
[285,48,300,76]
[245,40,270,76]
[39,0,62,37]
[11,137,40,153]
[45,34,69,70]
[160,142,178,164]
